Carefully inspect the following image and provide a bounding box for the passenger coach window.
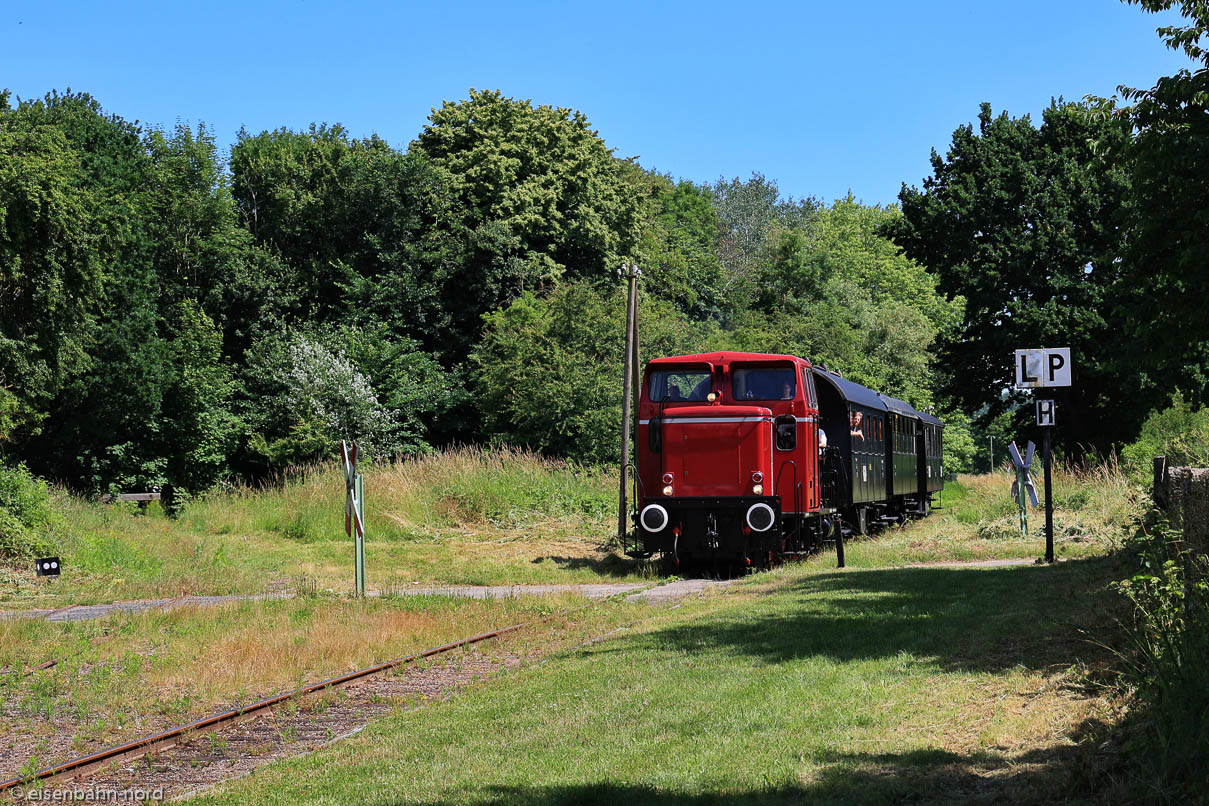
[649,370,711,402]
[733,368,795,400]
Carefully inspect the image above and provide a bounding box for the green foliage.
[724,197,959,407]
[1112,521,1209,800]
[632,172,729,321]
[0,96,102,410]
[241,329,455,469]
[710,173,817,307]
[939,408,978,474]
[888,101,1134,451]
[415,89,644,288]
[1121,393,1209,487]
[231,126,465,355]
[160,302,243,501]
[0,464,59,560]
[242,332,403,466]
[472,282,711,464]
[1094,2,1209,410]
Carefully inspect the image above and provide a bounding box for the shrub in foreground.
[1113,522,1209,800]
[0,464,59,560]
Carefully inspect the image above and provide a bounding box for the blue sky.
[2,0,1195,205]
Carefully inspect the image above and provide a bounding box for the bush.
[0,464,59,560]
[1112,523,1209,799]
[1122,393,1209,487]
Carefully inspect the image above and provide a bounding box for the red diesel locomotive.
[629,351,943,567]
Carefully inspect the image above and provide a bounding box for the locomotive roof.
[646,351,806,366]
[811,368,886,412]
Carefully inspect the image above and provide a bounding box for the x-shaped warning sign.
[1008,440,1040,508]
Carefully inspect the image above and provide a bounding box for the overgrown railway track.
[0,620,533,793]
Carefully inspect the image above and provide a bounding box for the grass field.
[0,452,1136,610]
[0,448,633,609]
[154,463,1136,805]
[181,555,1128,804]
[0,592,648,780]
[2,457,1142,801]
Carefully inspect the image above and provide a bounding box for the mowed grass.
[175,465,1136,804]
[0,591,647,778]
[0,448,628,608]
[185,556,1127,805]
[846,463,1136,568]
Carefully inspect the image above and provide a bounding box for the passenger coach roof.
[918,411,944,427]
[811,369,885,412]
[878,393,921,419]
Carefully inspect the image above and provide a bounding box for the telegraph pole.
[618,263,641,540]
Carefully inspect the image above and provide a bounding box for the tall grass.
[0,447,621,604]
[962,459,1136,548]
[183,446,615,543]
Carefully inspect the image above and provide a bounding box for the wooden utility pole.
[618,263,641,540]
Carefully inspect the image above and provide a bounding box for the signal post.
[1014,348,1070,565]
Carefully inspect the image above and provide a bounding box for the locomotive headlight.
[640,504,669,533]
[662,484,674,496]
[752,483,764,496]
[746,503,775,532]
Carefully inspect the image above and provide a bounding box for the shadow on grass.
[530,553,651,579]
[390,718,1128,804]
[591,555,1127,675]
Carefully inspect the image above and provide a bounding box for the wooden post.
[617,264,640,540]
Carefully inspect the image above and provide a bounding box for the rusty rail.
[0,620,531,791]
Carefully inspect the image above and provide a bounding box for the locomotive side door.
[801,365,820,510]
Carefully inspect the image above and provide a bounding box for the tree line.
[2,0,1207,500]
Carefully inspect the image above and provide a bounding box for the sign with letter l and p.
[1014,348,1071,389]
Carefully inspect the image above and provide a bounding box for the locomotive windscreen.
[649,369,712,402]
[733,367,796,401]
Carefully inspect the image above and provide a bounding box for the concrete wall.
[1154,456,1209,556]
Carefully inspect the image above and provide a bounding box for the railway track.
[0,578,735,795]
[0,620,533,794]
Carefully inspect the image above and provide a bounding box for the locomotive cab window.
[800,367,817,408]
[649,369,711,402]
[733,367,795,401]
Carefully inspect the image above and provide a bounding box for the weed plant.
[1112,519,1209,800]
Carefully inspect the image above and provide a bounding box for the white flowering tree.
[244,333,406,467]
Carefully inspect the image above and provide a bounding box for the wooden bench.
[98,490,161,508]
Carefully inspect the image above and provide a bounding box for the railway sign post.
[342,440,366,597]
[1037,401,1056,563]
[1014,347,1070,564]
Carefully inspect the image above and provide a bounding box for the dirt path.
[0,579,734,624]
